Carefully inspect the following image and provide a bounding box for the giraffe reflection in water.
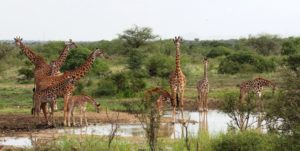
[198,111,208,134]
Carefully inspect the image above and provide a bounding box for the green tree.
[247,35,281,55]
[281,40,297,55]
[119,25,157,49]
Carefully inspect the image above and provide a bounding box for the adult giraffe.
[36,49,110,126]
[239,77,276,129]
[14,37,77,122]
[197,58,209,111]
[169,36,186,123]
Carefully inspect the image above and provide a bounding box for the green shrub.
[207,46,232,58]
[94,79,117,96]
[17,67,34,82]
[212,131,278,151]
[218,52,276,74]
[286,54,300,72]
[145,53,173,77]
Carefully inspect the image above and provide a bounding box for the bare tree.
[105,108,120,149]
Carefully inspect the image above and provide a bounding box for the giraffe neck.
[84,95,98,108]
[41,78,72,94]
[175,44,182,73]
[18,42,45,65]
[204,62,208,80]
[70,51,97,81]
[51,45,70,74]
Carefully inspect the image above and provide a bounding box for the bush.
[286,54,300,72]
[94,79,117,96]
[62,48,110,75]
[218,52,276,74]
[212,131,278,151]
[207,46,232,58]
[145,54,173,77]
[17,67,34,82]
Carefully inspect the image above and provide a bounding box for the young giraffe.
[36,49,110,126]
[145,87,172,115]
[197,58,209,111]
[33,76,76,124]
[169,36,186,122]
[15,37,77,119]
[67,95,101,127]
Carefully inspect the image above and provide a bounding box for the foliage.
[281,40,297,55]
[145,53,173,77]
[127,48,144,71]
[247,35,281,55]
[119,25,157,49]
[0,43,14,59]
[264,68,300,150]
[218,52,276,74]
[61,47,110,75]
[94,78,117,96]
[286,54,300,72]
[212,131,278,151]
[221,92,257,131]
[207,46,232,58]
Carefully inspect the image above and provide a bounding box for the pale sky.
[1,0,300,41]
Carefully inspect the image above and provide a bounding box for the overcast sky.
[1,0,300,41]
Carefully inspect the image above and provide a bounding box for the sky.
[1,0,300,41]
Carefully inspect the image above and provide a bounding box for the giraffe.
[145,87,172,115]
[169,36,186,123]
[36,48,110,126]
[15,37,77,120]
[239,77,276,129]
[33,76,76,124]
[197,58,209,112]
[67,95,101,126]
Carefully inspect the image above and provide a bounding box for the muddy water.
[0,110,234,147]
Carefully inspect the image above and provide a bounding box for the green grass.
[14,130,286,151]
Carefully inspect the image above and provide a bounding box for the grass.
[10,130,286,151]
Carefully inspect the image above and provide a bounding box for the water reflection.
[0,110,232,148]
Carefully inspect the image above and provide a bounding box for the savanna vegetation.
[0,26,299,150]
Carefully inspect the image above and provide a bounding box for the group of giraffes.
[147,36,276,124]
[14,37,107,126]
[14,36,276,127]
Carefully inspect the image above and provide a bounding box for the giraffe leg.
[84,108,88,126]
[204,93,208,111]
[41,103,49,124]
[50,102,55,125]
[68,107,72,127]
[170,87,177,123]
[80,108,83,126]
[179,89,185,120]
[172,107,176,124]
[63,94,70,126]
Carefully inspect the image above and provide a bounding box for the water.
[0,137,32,148]
[0,110,252,148]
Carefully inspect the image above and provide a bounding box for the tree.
[247,35,281,55]
[281,40,297,55]
[118,25,158,49]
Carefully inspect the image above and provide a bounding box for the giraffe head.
[88,95,101,113]
[173,36,183,47]
[14,36,23,47]
[93,48,111,59]
[203,57,208,65]
[65,39,77,49]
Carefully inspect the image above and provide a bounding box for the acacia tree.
[119,25,157,49]
[119,25,158,71]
